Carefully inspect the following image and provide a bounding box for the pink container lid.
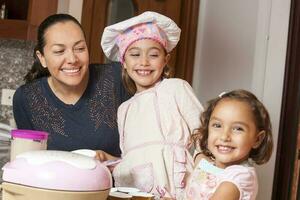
[11,129,48,140]
[2,150,112,191]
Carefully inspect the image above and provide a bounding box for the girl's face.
[123,39,170,93]
[37,21,89,89]
[207,99,264,168]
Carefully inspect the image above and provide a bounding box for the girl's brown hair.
[192,89,273,165]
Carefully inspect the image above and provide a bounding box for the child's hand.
[94,150,120,172]
[95,150,111,161]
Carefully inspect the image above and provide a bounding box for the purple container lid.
[11,129,48,140]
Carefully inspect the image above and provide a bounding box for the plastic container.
[10,129,48,161]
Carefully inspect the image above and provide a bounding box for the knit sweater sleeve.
[13,85,33,129]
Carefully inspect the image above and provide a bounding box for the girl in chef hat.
[101,11,203,199]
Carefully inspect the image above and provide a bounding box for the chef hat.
[101,11,181,63]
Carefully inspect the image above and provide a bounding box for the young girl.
[185,90,273,200]
[101,11,203,199]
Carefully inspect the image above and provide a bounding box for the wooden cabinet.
[272,1,300,199]
[0,0,57,40]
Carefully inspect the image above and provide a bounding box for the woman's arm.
[13,87,33,129]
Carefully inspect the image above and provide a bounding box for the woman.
[13,14,129,159]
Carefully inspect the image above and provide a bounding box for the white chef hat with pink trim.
[101,11,181,63]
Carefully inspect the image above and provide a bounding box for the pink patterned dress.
[185,159,258,200]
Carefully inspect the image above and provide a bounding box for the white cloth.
[113,78,203,199]
[101,11,181,61]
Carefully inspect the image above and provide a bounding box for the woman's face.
[37,21,89,89]
[123,39,170,93]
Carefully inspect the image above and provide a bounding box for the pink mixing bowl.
[2,150,112,191]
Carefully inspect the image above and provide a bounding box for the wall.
[0,39,35,188]
[256,1,290,198]
[57,0,83,22]
[193,0,259,100]
[0,39,35,125]
[192,0,291,199]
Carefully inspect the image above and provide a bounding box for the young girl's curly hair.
[192,89,273,165]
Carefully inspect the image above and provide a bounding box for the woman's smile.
[60,66,82,75]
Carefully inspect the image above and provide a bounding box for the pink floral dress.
[185,159,258,200]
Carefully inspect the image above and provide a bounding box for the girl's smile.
[216,145,235,153]
[135,69,152,76]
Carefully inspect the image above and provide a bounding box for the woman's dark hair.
[192,89,273,165]
[24,14,84,83]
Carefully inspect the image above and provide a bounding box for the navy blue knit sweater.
[13,63,129,156]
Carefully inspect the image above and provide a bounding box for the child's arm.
[176,80,204,130]
[193,155,243,200]
[172,80,203,156]
[210,182,240,200]
[194,152,212,166]
[210,166,257,200]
